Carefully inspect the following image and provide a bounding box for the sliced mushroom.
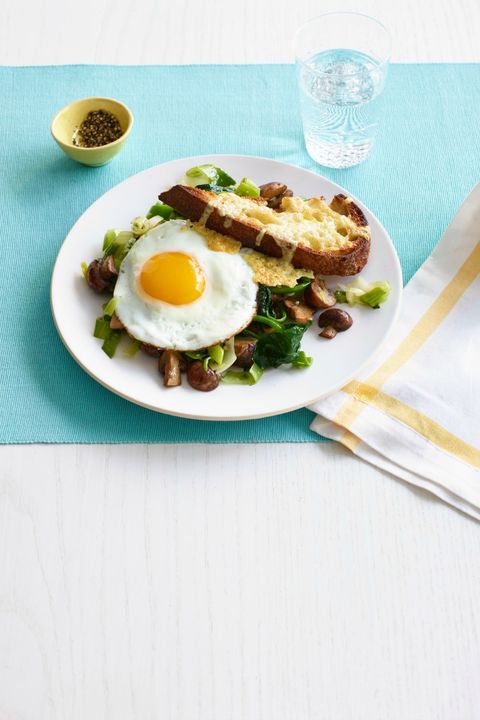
[259,182,293,210]
[86,256,118,293]
[267,189,293,209]
[234,338,257,368]
[318,308,353,339]
[259,182,288,200]
[159,350,182,387]
[319,326,337,340]
[304,278,336,310]
[284,298,315,324]
[186,361,220,392]
[109,313,124,330]
[99,255,118,281]
[86,259,109,293]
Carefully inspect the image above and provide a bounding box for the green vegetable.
[185,164,236,188]
[102,297,117,317]
[291,351,313,369]
[252,314,283,331]
[94,306,127,359]
[216,168,237,187]
[147,202,175,220]
[184,350,208,360]
[124,339,140,357]
[253,322,311,369]
[93,316,124,358]
[81,261,88,279]
[268,277,312,295]
[235,177,260,198]
[101,331,123,358]
[358,281,391,308]
[209,336,237,373]
[255,286,287,324]
[102,229,135,269]
[94,317,111,340]
[335,280,391,309]
[256,285,273,317]
[102,228,119,254]
[131,215,162,237]
[271,303,287,323]
[208,344,224,366]
[221,362,264,385]
[186,164,217,182]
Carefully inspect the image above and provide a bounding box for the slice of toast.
[158,185,371,276]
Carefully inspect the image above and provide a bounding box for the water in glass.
[298,49,385,168]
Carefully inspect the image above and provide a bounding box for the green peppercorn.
[73,109,123,148]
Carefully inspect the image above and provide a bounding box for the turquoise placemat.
[1,64,479,443]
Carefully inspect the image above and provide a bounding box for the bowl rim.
[50,96,134,151]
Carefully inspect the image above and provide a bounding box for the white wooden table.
[1,2,479,718]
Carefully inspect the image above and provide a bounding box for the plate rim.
[50,153,403,421]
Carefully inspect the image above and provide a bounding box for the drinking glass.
[294,12,391,168]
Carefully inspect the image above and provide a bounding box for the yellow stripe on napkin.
[340,383,480,468]
[334,240,480,461]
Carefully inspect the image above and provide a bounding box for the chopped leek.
[94,315,124,358]
[221,362,263,385]
[335,280,391,309]
[102,229,135,269]
[81,261,88,279]
[248,362,263,383]
[102,297,117,317]
[102,331,123,358]
[235,177,260,198]
[358,282,391,308]
[208,344,224,366]
[209,337,237,373]
[186,164,219,184]
[102,228,119,254]
[94,317,111,340]
[216,168,236,187]
[124,339,141,357]
[131,215,162,237]
[184,164,235,188]
[147,202,175,220]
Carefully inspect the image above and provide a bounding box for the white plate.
[51,154,402,421]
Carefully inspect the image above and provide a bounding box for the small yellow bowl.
[51,97,134,167]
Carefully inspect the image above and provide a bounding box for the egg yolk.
[139,252,206,305]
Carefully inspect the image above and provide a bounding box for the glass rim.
[294,11,391,77]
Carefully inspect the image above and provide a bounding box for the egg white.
[114,220,258,350]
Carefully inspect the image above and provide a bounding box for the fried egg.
[114,220,258,350]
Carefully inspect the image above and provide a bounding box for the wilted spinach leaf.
[253,322,311,368]
[256,285,273,318]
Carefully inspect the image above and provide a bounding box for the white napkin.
[309,184,480,519]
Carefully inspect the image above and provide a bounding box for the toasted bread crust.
[159,185,370,276]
